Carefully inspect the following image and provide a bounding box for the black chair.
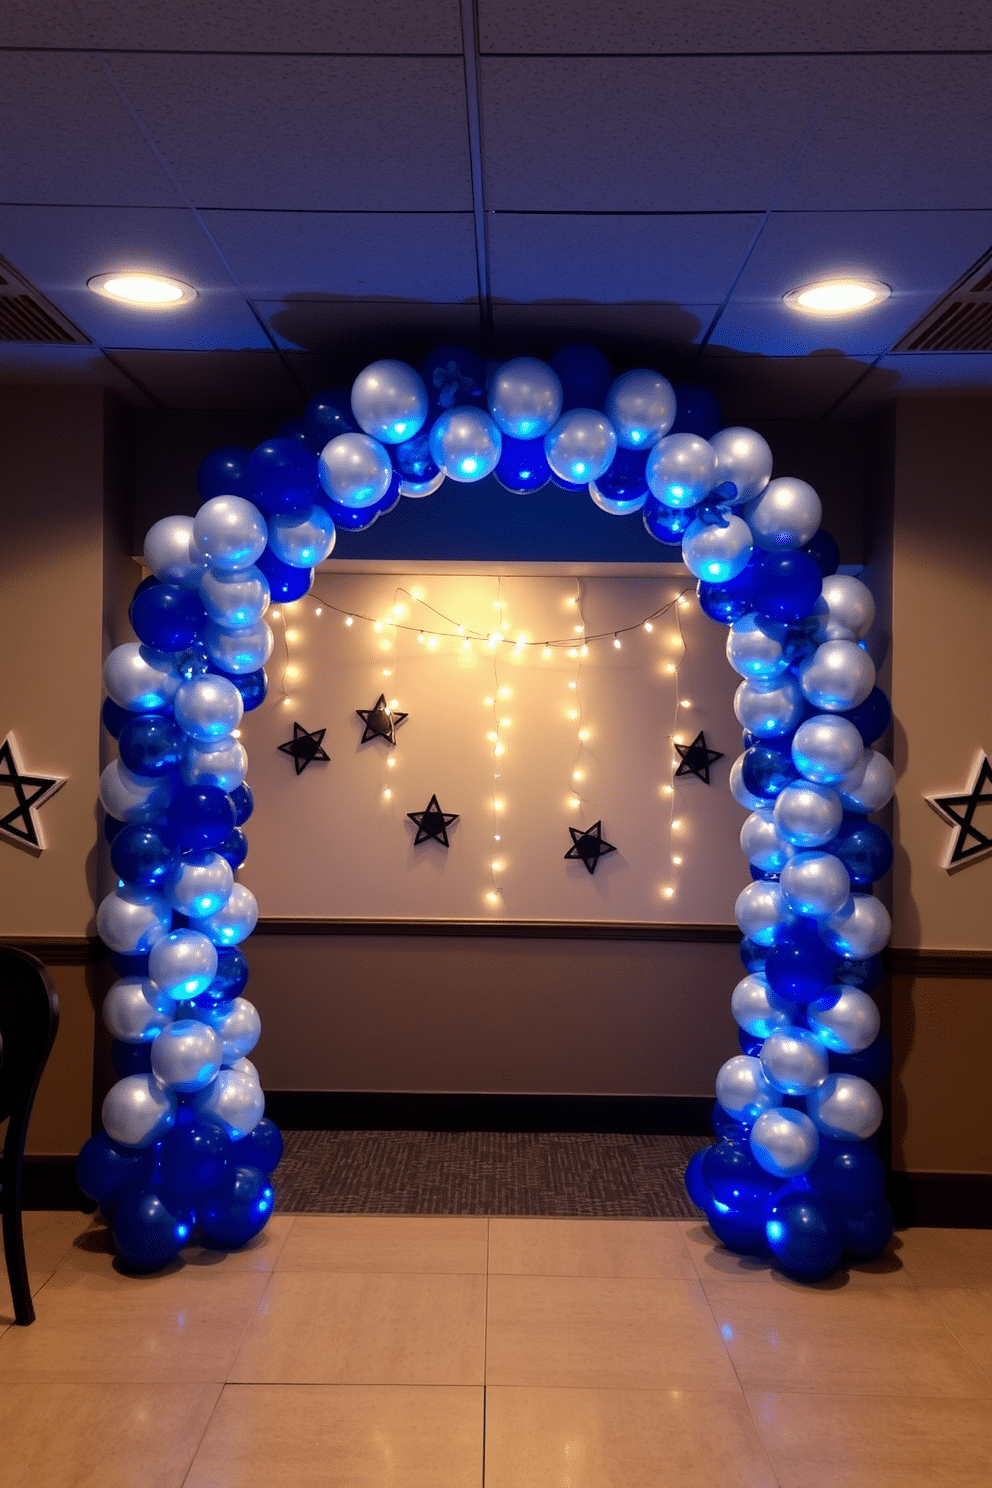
[0,946,60,1325]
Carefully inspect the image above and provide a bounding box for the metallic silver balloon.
[192,1068,265,1140]
[429,406,502,482]
[709,427,773,503]
[165,850,234,919]
[193,496,268,573]
[267,503,337,568]
[780,850,851,918]
[798,639,876,711]
[102,1073,178,1148]
[760,1025,829,1095]
[735,880,791,946]
[102,976,175,1042]
[318,431,394,508]
[588,480,647,516]
[104,642,180,712]
[682,512,753,583]
[227,1056,260,1082]
[351,359,429,445]
[203,617,274,675]
[96,887,172,955]
[488,357,563,440]
[544,409,616,484]
[749,1107,819,1178]
[99,759,172,824]
[731,972,794,1039]
[150,1018,223,1094]
[730,754,765,811]
[773,781,843,848]
[807,1073,883,1141]
[791,714,866,786]
[645,433,716,509]
[189,882,259,947]
[734,676,805,738]
[210,996,262,1063]
[399,470,446,498]
[143,515,208,589]
[838,749,895,813]
[747,477,822,551]
[148,928,218,1000]
[715,1054,783,1124]
[822,893,891,959]
[181,736,248,793]
[727,613,789,682]
[174,675,244,744]
[808,987,880,1054]
[741,808,795,874]
[200,564,270,628]
[821,574,875,641]
[603,368,676,450]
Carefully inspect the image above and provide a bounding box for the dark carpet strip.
[273,1130,709,1219]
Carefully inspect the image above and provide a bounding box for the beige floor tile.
[229,1269,486,1384]
[679,1219,913,1290]
[705,1278,992,1396]
[489,1217,696,1279]
[896,1226,992,1287]
[185,1383,483,1488]
[750,1390,992,1488]
[919,1284,992,1382]
[276,1214,488,1273]
[485,1274,740,1390]
[58,1214,295,1274]
[0,1380,221,1488]
[1,1211,99,1325]
[486,1386,778,1488]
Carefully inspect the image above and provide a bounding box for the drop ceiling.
[1,0,991,418]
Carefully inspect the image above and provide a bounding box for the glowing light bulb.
[573,770,583,781]
[285,666,298,679]
[231,729,241,739]
[387,757,396,768]
[427,635,438,649]
[542,646,552,661]
[393,603,406,619]
[374,621,383,634]
[494,834,501,841]
[285,629,298,642]
[680,699,692,708]
[345,615,353,626]
[382,669,391,677]
[665,663,676,674]
[661,785,674,797]
[498,717,511,727]
[568,681,577,690]
[613,636,621,649]
[486,891,499,905]
[577,729,589,742]
[672,855,683,866]
[463,639,471,651]
[580,645,589,657]
[272,609,281,620]
[569,796,581,808]
[487,731,498,742]
[498,687,511,698]
[314,607,322,616]
[662,887,675,899]
[484,697,494,707]
[494,742,506,757]
[417,631,425,645]
[672,819,683,830]
[456,624,465,636]
[282,697,292,706]
[491,859,504,872]
[567,647,578,659]
[574,625,584,634]
[644,621,654,632]
[383,788,392,799]
[568,709,579,721]
[567,596,577,606]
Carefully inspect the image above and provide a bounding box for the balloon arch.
[77,343,895,1279]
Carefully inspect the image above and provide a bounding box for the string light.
[314,607,322,616]
[613,635,621,649]
[345,615,353,626]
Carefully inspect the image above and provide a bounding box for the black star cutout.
[0,732,66,853]
[277,722,329,775]
[407,793,458,847]
[565,820,617,875]
[674,730,724,785]
[356,694,408,746]
[926,754,992,869]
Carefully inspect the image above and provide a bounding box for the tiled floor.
[2,1211,991,1486]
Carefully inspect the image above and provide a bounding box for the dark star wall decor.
[674,730,724,785]
[926,753,992,868]
[277,722,330,775]
[565,820,617,875]
[0,732,67,853]
[407,793,458,847]
[356,694,408,746]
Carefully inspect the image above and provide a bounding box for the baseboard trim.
[263,1090,714,1135]
[890,1171,992,1229]
[21,1156,93,1211]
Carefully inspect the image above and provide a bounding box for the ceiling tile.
[110,55,473,210]
[202,211,478,299]
[694,351,873,420]
[491,301,716,368]
[111,350,303,410]
[488,213,761,303]
[50,289,269,351]
[779,56,992,211]
[480,57,835,211]
[709,293,939,358]
[0,52,182,207]
[0,344,151,402]
[830,353,992,415]
[258,300,482,358]
[0,205,235,290]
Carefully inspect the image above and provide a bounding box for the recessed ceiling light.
[88,272,197,307]
[784,278,890,314]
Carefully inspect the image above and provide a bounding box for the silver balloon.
[193,496,268,573]
[96,888,171,955]
[428,407,502,482]
[267,503,336,568]
[709,427,773,503]
[774,781,843,848]
[749,1107,819,1178]
[822,893,891,959]
[148,928,218,1000]
[747,477,822,551]
[603,368,676,449]
[200,564,270,629]
[715,1054,783,1124]
[760,1025,829,1096]
[799,639,876,711]
[734,676,805,738]
[181,736,248,793]
[731,973,794,1039]
[165,851,234,919]
[682,512,753,583]
[351,359,429,444]
[488,357,563,440]
[192,1068,265,1140]
[544,409,616,484]
[791,714,866,786]
[808,987,880,1054]
[174,675,243,743]
[189,882,259,947]
[318,431,393,508]
[741,808,795,874]
[730,755,765,811]
[838,749,895,813]
[227,1056,260,1083]
[399,470,446,498]
[143,515,208,590]
[645,433,716,509]
[99,759,171,824]
[102,1073,177,1148]
[821,574,875,641]
[735,880,791,946]
[588,480,647,516]
[150,1019,223,1094]
[102,976,175,1042]
[104,642,180,712]
[209,996,262,1063]
[807,1073,883,1141]
[727,613,789,683]
[780,850,851,918]
[203,617,274,675]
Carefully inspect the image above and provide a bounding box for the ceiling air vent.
[0,255,90,345]
[894,246,992,353]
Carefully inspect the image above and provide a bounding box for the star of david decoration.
[356,694,408,746]
[926,753,992,869]
[277,722,329,775]
[407,793,458,847]
[674,730,724,785]
[565,820,617,875]
[0,732,67,853]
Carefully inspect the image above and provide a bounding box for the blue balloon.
[103,813,127,844]
[256,545,314,602]
[765,921,838,1004]
[803,528,840,577]
[392,428,440,485]
[684,1147,710,1209]
[829,817,894,888]
[249,438,318,515]
[549,343,613,411]
[112,1190,191,1270]
[711,1100,745,1141]
[166,785,236,852]
[237,1117,284,1175]
[76,1132,155,1215]
[157,1118,231,1197]
[741,742,798,801]
[808,1135,886,1208]
[111,950,150,977]
[419,344,486,413]
[644,497,694,547]
[706,1196,771,1256]
[111,1038,154,1076]
[840,1198,894,1260]
[738,1028,764,1056]
[216,827,249,870]
[202,944,250,1003]
[118,715,185,777]
[842,687,892,746]
[494,434,552,493]
[702,1136,780,1209]
[230,783,254,826]
[317,473,401,531]
[829,1030,892,1086]
[197,445,251,503]
[303,388,356,453]
[130,582,206,653]
[594,445,649,504]
[275,418,309,447]
[835,953,884,994]
[209,665,268,713]
[765,1190,844,1279]
[753,550,823,624]
[696,565,759,623]
[669,383,723,439]
[110,823,176,887]
[101,697,135,739]
[739,938,768,975]
[197,1165,274,1249]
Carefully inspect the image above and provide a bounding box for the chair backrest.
[0,946,60,1128]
